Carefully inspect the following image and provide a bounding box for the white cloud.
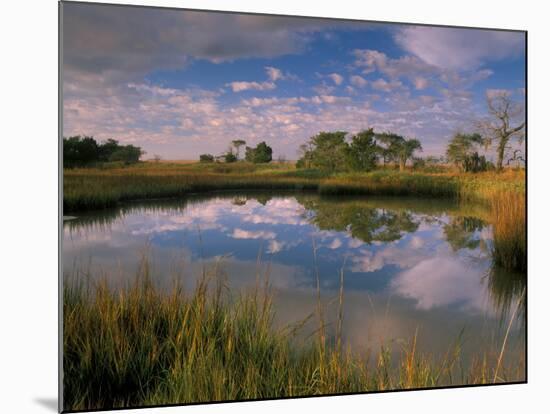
[227,81,276,92]
[328,73,344,85]
[231,229,277,240]
[328,238,343,249]
[350,75,368,88]
[394,26,524,69]
[267,240,284,254]
[390,257,488,311]
[353,49,438,80]
[265,66,284,82]
[371,78,404,92]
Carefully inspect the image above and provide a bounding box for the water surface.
[63,192,525,372]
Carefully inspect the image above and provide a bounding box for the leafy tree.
[463,152,492,173]
[302,131,348,172]
[63,136,99,167]
[63,136,144,167]
[347,128,379,172]
[444,216,485,251]
[231,140,246,160]
[446,133,486,172]
[376,133,422,171]
[296,142,314,169]
[199,153,214,163]
[301,198,419,244]
[109,145,144,164]
[478,92,525,171]
[245,141,273,163]
[97,139,120,162]
[224,151,238,163]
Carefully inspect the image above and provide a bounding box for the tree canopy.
[63,136,144,167]
[346,128,379,172]
[375,133,422,171]
[245,141,273,163]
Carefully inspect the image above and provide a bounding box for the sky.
[62,2,526,160]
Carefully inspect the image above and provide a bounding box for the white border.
[2,1,548,413]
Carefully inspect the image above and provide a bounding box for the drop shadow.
[34,397,58,412]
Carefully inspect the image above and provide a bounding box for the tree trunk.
[399,158,406,172]
[496,137,508,171]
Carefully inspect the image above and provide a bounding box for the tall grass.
[63,257,524,411]
[63,163,525,212]
[490,191,526,272]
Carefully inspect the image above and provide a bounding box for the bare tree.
[506,149,525,169]
[479,91,525,171]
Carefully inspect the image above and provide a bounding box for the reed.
[63,257,524,411]
[490,191,526,272]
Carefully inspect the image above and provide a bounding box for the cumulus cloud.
[371,78,404,92]
[227,81,276,92]
[266,66,284,82]
[353,49,438,79]
[231,229,277,240]
[328,73,344,85]
[265,66,298,82]
[62,3,524,159]
[390,257,488,311]
[394,26,525,69]
[352,48,497,93]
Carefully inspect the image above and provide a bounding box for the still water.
[63,192,525,371]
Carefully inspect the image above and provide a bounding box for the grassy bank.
[63,259,525,411]
[63,162,525,212]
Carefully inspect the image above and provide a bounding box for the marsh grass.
[490,191,526,272]
[63,254,524,411]
[63,163,524,212]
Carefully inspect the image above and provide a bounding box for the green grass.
[63,257,525,411]
[63,162,525,212]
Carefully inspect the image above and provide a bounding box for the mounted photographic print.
[60,1,527,412]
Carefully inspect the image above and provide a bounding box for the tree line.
[296,129,423,172]
[296,92,524,173]
[200,140,273,164]
[203,93,524,173]
[63,136,145,168]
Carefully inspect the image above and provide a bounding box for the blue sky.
[62,3,525,159]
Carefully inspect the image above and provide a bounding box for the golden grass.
[63,256,525,411]
[63,162,525,212]
[491,191,526,272]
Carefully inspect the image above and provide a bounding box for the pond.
[63,192,525,373]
